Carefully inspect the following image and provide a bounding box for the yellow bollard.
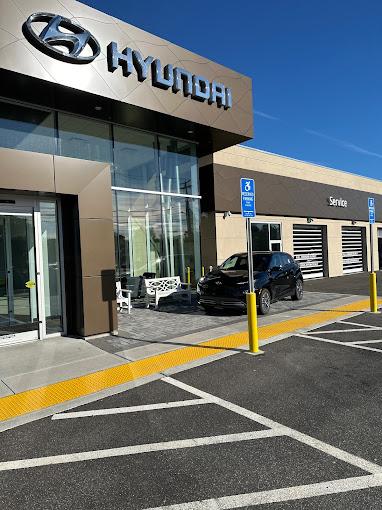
[202,266,205,277]
[187,266,191,287]
[370,272,378,313]
[246,292,259,353]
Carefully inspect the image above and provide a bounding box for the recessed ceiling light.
[94,106,103,111]
[187,129,194,134]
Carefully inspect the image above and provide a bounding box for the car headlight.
[197,277,205,293]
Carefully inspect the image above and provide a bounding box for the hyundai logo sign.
[23,13,101,64]
[23,13,232,109]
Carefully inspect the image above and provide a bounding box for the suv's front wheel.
[291,278,303,301]
[258,288,271,315]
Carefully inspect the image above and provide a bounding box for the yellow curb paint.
[0,297,380,422]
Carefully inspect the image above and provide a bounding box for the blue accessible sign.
[240,178,256,218]
[368,197,376,224]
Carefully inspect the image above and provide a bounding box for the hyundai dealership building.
[0,0,380,346]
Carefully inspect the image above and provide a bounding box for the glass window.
[0,102,55,154]
[40,202,63,334]
[158,137,198,195]
[161,196,201,282]
[114,191,162,278]
[270,224,281,240]
[220,254,271,272]
[271,253,283,268]
[58,113,112,162]
[281,253,293,265]
[114,191,201,283]
[113,127,159,191]
[251,223,269,251]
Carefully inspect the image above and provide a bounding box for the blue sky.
[85,0,382,180]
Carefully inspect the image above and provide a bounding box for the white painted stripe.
[308,327,382,334]
[297,333,382,354]
[340,320,379,329]
[52,399,211,420]
[0,430,283,472]
[347,339,382,345]
[143,474,382,509]
[163,377,382,474]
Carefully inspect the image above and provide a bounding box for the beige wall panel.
[215,214,246,265]
[79,219,115,277]
[213,146,382,195]
[327,223,343,277]
[82,275,117,337]
[77,168,113,220]
[0,147,55,192]
[54,156,108,197]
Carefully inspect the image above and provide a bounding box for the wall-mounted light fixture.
[351,220,357,225]
[223,211,232,219]
[307,217,314,223]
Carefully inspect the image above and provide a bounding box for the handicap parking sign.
[240,178,256,218]
[368,197,376,224]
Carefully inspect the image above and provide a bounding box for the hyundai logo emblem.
[23,13,101,64]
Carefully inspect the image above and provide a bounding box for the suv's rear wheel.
[292,278,303,301]
[258,288,271,315]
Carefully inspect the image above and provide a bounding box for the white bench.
[144,276,191,309]
[116,281,132,314]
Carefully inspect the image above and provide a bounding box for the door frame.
[0,195,65,346]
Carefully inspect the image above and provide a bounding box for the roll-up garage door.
[342,227,365,274]
[293,225,325,279]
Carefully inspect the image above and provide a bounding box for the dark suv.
[197,251,303,315]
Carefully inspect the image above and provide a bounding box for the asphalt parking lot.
[2,309,382,509]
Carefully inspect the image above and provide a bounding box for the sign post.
[368,198,378,313]
[240,178,260,353]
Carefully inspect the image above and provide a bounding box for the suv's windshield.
[220,254,271,272]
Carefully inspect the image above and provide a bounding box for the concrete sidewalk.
[0,291,370,398]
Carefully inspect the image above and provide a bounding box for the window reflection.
[158,137,198,195]
[0,102,54,154]
[58,113,112,163]
[113,127,159,190]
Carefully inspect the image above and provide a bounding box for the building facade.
[0,0,253,345]
[200,146,382,279]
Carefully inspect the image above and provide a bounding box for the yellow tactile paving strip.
[0,298,379,422]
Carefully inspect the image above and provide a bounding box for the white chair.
[116,281,132,314]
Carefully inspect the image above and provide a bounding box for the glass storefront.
[113,191,201,283]
[0,100,202,287]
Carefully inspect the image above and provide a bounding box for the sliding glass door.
[0,199,63,345]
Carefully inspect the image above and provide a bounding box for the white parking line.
[347,339,382,345]
[297,333,382,354]
[163,377,382,474]
[308,327,382,334]
[0,430,283,472]
[51,399,211,420]
[143,474,382,509]
[340,320,381,329]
